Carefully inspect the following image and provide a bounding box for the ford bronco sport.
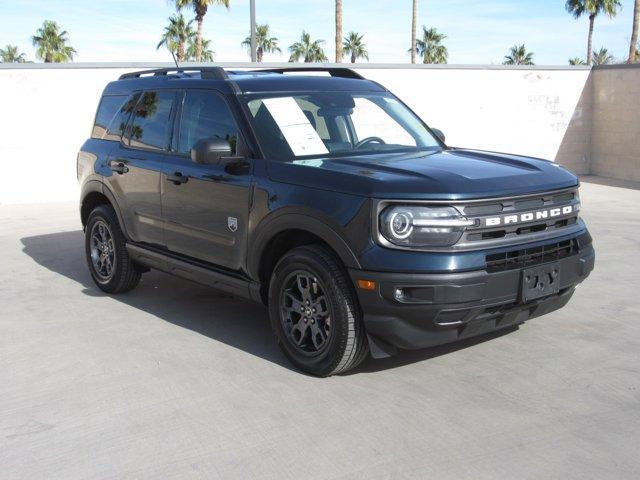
[78,67,595,376]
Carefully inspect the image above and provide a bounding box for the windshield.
[244,91,441,160]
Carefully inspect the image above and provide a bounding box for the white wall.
[362,68,591,168]
[0,64,591,204]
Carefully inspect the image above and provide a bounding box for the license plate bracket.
[520,262,560,303]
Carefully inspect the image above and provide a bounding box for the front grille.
[455,188,581,249]
[467,217,578,241]
[485,239,578,272]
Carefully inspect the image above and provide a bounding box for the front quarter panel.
[247,162,373,279]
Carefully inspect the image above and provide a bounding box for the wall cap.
[0,61,593,71]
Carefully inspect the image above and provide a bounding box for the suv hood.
[267,148,578,200]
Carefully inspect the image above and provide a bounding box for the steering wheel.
[355,136,386,149]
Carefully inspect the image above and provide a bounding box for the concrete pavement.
[1,179,639,479]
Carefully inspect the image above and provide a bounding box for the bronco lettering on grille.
[483,205,576,228]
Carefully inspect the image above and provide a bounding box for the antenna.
[170,50,180,69]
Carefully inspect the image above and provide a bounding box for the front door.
[104,90,177,247]
[161,89,252,271]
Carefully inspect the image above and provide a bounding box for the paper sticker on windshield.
[262,97,329,156]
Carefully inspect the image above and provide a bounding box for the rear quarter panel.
[77,138,116,187]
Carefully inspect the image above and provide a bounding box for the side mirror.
[432,128,446,144]
[191,138,232,165]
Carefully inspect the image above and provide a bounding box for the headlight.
[379,205,475,247]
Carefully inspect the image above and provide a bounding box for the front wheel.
[268,245,369,376]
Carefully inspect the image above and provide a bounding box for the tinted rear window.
[92,94,139,141]
[125,91,175,151]
[92,95,126,140]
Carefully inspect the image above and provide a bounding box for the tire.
[268,245,369,376]
[85,204,141,294]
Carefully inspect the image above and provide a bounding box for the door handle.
[204,173,231,182]
[109,161,129,174]
[222,158,250,176]
[166,171,189,185]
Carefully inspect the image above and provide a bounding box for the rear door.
[105,89,177,247]
[161,89,252,271]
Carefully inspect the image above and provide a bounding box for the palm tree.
[175,0,229,62]
[342,32,369,63]
[411,0,418,64]
[31,20,76,63]
[241,24,280,62]
[566,0,621,66]
[0,45,26,63]
[569,57,586,65]
[503,44,535,65]
[288,31,328,62]
[335,0,343,62]
[630,0,639,62]
[413,27,448,64]
[188,37,214,61]
[157,13,194,62]
[592,47,614,65]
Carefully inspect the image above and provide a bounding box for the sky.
[0,0,636,65]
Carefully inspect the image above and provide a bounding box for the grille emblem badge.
[482,205,576,228]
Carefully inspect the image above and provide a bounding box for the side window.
[92,94,138,141]
[92,96,125,139]
[126,90,175,151]
[177,90,238,156]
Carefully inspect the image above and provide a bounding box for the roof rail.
[255,67,364,80]
[118,67,228,81]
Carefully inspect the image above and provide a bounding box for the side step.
[126,243,261,302]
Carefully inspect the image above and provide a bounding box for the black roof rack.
[118,67,229,81]
[255,67,364,80]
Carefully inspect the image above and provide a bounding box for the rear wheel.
[268,245,369,376]
[85,205,141,294]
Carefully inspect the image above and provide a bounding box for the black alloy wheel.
[268,245,369,376]
[85,205,142,294]
[280,271,332,354]
[89,220,116,282]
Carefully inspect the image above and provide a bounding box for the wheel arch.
[80,181,129,238]
[249,212,362,305]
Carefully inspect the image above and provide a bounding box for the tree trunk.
[351,53,356,63]
[630,0,640,63]
[196,16,204,62]
[257,47,263,63]
[335,0,343,63]
[177,42,185,63]
[587,14,595,66]
[411,0,417,64]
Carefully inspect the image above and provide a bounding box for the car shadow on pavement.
[21,230,519,376]
[20,230,292,371]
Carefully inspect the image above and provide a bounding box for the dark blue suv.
[78,67,595,376]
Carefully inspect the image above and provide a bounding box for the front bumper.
[350,233,595,357]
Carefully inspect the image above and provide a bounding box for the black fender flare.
[80,180,130,239]
[247,209,362,280]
